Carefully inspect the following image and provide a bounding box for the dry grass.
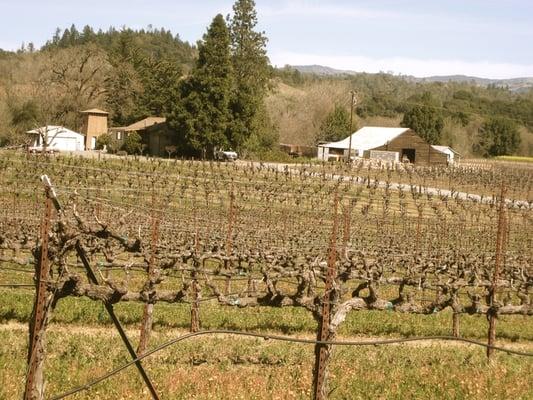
[0,324,532,399]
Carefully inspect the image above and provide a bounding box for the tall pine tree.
[228,0,271,151]
[168,14,233,158]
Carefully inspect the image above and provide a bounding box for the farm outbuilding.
[431,145,461,163]
[109,116,167,152]
[27,126,85,152]
[80,108,109,150]
[317,127,449,165]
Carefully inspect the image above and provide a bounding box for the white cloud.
[259,1,533,36]
[270,51,533,79]
[259,1,401,20]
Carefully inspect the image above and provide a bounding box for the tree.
[136,58,182,117]
[401,105,444,144]
[228,0,270,150]
[95,133,119,153]
[121,131,143,154]
[317,105,352,143]
[104,33,144,126]
[168,14,233,158]
[477,117,521,156]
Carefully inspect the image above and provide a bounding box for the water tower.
[80,108,109,150]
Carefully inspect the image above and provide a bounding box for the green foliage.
[95,133,119,153]
[42,24,196,66]
[477,117,521,156]
[317,105,353,143]
[356,95,399,118]
[168,14,233,158]
[401,105,444,144]
[121,131,143,154]
[228,0,271,151]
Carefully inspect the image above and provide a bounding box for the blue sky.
[1,0,532,78]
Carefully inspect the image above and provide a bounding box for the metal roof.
[27,126,85,138]
[319,127,410,150]
[431,145,461,155]
[80,108,109,114]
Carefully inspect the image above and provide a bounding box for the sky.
[1,0,532,79]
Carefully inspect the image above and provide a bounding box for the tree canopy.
[167,14,233,158]
[228,0,271,151]
[401,105,444,144]
[317,105,353,143]
[477,117,521,156]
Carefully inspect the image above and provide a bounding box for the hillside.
[291,65,533,93]
[268,69,533,156]
[1,27,532,158]
[0,25,196,145]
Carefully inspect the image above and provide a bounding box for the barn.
[317,127,449,165]
[27,126,85,152]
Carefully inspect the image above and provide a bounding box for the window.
[117,131,122,140]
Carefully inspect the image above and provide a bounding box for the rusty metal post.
[190,207,201,332]
[224,188,235,295]
[487,184,507,359]
[40,175,159,399]
[313,188,339,400]
[24,188,53,400]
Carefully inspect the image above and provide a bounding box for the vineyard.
[0,151,532,399]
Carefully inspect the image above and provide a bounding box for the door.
[401,148,416,163]
[91,136,96,150]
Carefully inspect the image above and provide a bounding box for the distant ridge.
[291,65,533,92]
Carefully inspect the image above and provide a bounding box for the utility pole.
[346,91,357,163]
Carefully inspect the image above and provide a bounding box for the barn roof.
[80,108,109,115]
[27,126,85,138]
[122,117,166,132]
[319,127,410,150]
[431,145,461,155]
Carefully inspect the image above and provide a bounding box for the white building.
[431,145,461,163]
[28,126,85,152]
[317,127,410,161]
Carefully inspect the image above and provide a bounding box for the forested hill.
[0,25,196,143]
[291,65,533,93]
[1,24,532,158]
[269,67,533,157]
[40,25,196,67]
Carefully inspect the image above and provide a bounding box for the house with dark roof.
[109,117,173,156]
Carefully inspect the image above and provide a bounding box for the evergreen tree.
[477,117,521,156]
[168,14,233,158]
[228,0,270,150]
[317,105,353,143]
[401,105,444,144]
[104,33,143,126]
[136,58,182,117]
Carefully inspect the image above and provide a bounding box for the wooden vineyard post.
[24,184,54,400]
[137,187,160,355]
[451,289,460,337]
[313,188,339,400]
[487,184,507,359]
[341,201,353,260]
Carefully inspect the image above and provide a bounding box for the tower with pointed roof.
[80,108,109,150]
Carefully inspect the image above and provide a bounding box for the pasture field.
[0,151,531,399]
